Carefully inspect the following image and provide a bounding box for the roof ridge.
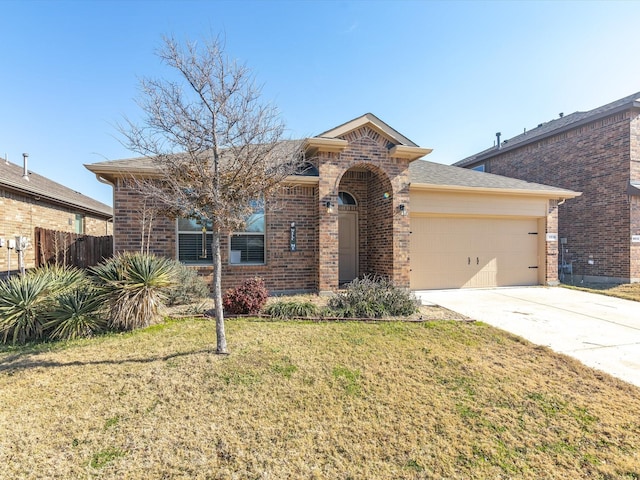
[454,91,640,167]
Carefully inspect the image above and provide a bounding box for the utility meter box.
[8,239,16,249]
[14,236,28,251]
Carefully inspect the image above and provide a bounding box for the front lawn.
[1,318,639,479]
[562,282,640,302]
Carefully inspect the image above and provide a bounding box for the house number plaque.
[290,223,297,251]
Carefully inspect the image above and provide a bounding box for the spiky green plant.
[32,263,87,294]
[44,288,107,340]
[263,300,319,319]
[0,274,51,344]
[90,253,177,330]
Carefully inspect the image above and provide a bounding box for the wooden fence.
[35,227,113,269]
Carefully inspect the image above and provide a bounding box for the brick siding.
[112,125,412,294]
[0,188,112,274]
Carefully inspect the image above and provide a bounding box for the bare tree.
[119,35,303,354]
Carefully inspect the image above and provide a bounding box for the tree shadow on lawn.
[0,347,217,374]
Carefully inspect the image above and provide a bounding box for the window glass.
[74,214,84,234]
[338,191,357,206]
[230,234,265,264]
[230,200,266,264]
[177,218,212,264]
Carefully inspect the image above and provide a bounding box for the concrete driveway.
[415,287,640,388]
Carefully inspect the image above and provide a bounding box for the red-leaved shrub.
[222,277,268,315]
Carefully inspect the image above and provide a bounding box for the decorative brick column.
[318,152,341,293]
[545,200,559,285]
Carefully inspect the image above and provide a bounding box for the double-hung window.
[177,218,212,264]
[230,202,265,265]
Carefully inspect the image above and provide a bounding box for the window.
[177,218,212,264]
[74,214,85,234]
[338,191,357,206]
[472,164,486,172]
[230,202,265,265]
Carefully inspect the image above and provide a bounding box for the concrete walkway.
[415,287,640,388]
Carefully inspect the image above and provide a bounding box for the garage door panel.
[410,216,539,289]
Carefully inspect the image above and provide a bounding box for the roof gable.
[316,113,418,147]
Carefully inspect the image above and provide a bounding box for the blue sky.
[2,0,640,207]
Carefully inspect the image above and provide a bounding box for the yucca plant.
[44,288,107,340]
[32,263,87,294]
[90,252,177,330]
[0,274,51,344]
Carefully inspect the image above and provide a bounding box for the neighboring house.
[86,114,577,293]
[455,92,640,284]
[1,155,113,275]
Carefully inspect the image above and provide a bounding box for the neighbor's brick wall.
[473,111,636,281]
[630,113,640,280]
[0,187,112,273]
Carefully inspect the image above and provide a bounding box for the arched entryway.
[337,164,394,284]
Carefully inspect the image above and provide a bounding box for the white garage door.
[410,216,540,289]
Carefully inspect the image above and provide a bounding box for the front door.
[339,211,358,284]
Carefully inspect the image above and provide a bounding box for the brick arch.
[338,163,395,282]
[317,129,412,292]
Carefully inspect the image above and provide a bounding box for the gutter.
[410,182,582,200]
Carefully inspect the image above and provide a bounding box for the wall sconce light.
[399,204,408,216]
[325,201,333,214]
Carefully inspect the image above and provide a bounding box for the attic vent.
[559,112,564,118]
[22,153,29,181]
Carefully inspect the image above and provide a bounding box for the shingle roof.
[409,159,578,197]
[455,91,640,167]
[1,157,112,218]
[87,154,577,198]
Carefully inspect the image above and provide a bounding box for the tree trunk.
[212,227,227,354]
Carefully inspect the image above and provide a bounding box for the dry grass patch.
[562,282,640,302]
[1,318,640,479]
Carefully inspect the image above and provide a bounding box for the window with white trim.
[177,218,212,264]
[230,202,265,265]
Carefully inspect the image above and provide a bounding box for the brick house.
[86,114,577,293]
[455,92,640,284]
[1,155,113,275]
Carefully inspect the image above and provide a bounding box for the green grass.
[1,317,640,478]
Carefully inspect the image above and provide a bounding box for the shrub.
[222,277,268,315]
[327,275,419,318]
[34,263,87,294]
[164,261,210,306]
[263,300,319,319]
[44,288,107,340]
[0,274,51,344]
[90,252,177,330]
